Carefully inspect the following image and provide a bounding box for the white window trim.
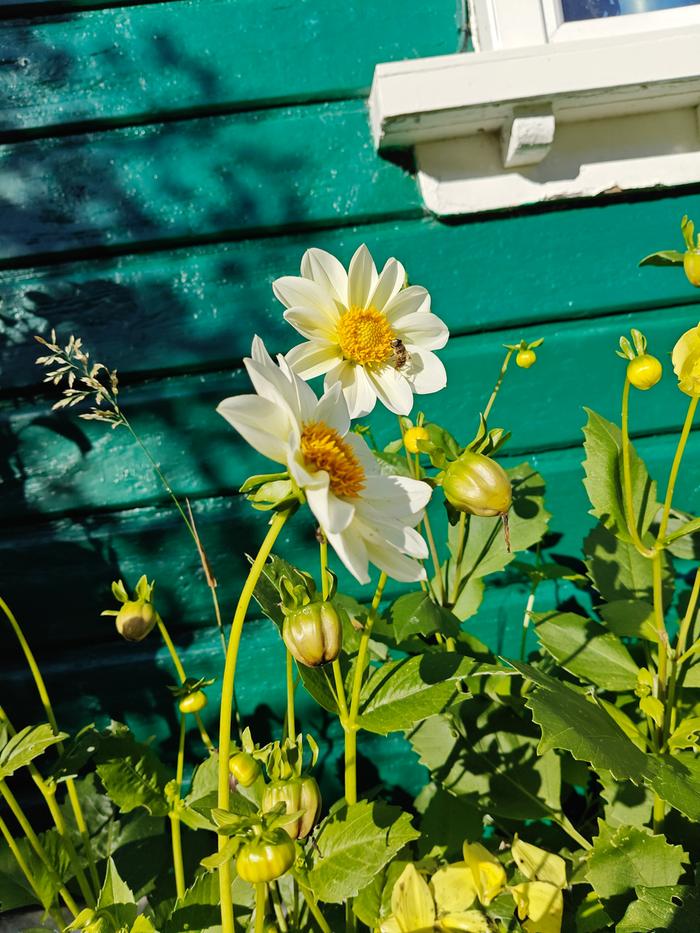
[369,1,700,216]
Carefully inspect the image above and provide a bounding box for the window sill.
[369,26,700,216]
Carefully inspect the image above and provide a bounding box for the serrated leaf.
[534,611,639,691]
[357,654,475,735]
[96,729,170,817]
[386,592,460,643]
[599,600,658,643]
[617,883,699,933]
[586,823,687,899]
[643,752,700,822]
[584,523,673,607]
[91,858,138,931]
[448,464,550,618]
[306,800,419,903]
[164,871,222,933]
[581,409,657,542]
[298,664,339,715]
[0,724,67,779]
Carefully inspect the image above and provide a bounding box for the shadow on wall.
[0,22,317,751]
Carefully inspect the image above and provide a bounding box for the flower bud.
[178,690,207,715]
[262,775,321,840]
[403,425,429,454]
[672,324,700,395]
[684,251,700,287]
[115,599,156,643]
[229,751,261,788]
[516,349,536,369]
[282,602,342,667]
[627,354,662,391]
[442,452,512,518]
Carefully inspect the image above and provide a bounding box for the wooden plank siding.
[2,0,700,786]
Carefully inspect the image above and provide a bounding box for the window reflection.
[563,0,700,19]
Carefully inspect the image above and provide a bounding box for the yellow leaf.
[462,842,506,906]
[640,695,664,728]
[431,864,477,913]
[511,881,563,933]
[511,836,567,888]
[390,863,436,933]
[440,909,491,932]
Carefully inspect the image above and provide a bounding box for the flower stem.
[0,595,99,899]
[286,649,296,741]
[658,394,699,542]
[0,781,80,917]
[299,882,332,933]
[620,379,655,557]
[320,537,350,722]
[483,348,514,423]
[217,509,291,933]
[519,585,538,661]
[156,614,214,751]
[255,883,267,933]
[270,881,289,932]
[0,811,50,914]
[169,714,187,899]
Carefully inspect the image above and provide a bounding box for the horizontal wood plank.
[1,429,698,652]
[0,99,421,263]
[2,195,699,392]
[2,305,698,520]
[0,0,459,130]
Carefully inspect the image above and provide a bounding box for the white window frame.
[369,0,700,216]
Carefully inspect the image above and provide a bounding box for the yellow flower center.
[336,305,394,366]
[300,421,365,499]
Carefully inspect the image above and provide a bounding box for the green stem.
[0,595,99,900]
[217,509,290,933]
[255,883,267,933]
[0,811,62,923]
[621,379,655,557]
[658,394,699,542]
[156,614,214,751]
[666,567,700,739]
[270,881,289,932]
[0,781,80,917]
[519,585,538,661]
[421,509,445,606]
[483,348,514,423]
[299,883,332,933]
[286,649,296,742]
[169,715,187,900]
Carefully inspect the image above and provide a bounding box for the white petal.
[217,395,290,464]
[313,381,351,437]
[286,341,341,380]
[365,538,426,583]
[396,312,449,351]
[284,307,338,342]
[366,365,414,416]
[276,355,318,422]
[360,474,432,520]
[327,526,370,584]
[343,431,379,474]
[301,247,348,306]
[354,509,428,559]
[272,275,338,319]
[368,258,405,311]
[324,361,377,419]
[347,244,378,309]
[306,484,355,535]
[404,349,447,395]
[250,335,276,367]
[383,285,431,324]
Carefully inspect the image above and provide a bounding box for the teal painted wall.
[1,0,700,799]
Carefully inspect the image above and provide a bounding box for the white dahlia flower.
[217,337,431,583]
[272,244,449,418]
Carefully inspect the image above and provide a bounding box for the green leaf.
[638,250,685,266]
[372,450,414,478]
[584,523,673,607]
[586,822,687,899]
[298,664,339,715]
[164,871,222,933]
[534,611,639,691]
[357,654,475,735]
[386,591,460,643]
[599,770,653,828]
[0,724,67,779]
[664,514,700,546]
[599,600,659,643]
[582,409,657,542]
[644,752,700,822]
[617,883,699,933]
[251,552,309,629]
[306,800,419,903]
[96,726,170,817]
[448,463,550,619]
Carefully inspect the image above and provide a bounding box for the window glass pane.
[563,0,700,20]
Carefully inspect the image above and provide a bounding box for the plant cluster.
[0,226,699,932]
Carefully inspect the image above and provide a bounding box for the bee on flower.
[217,337,431,584]
[272,244,449,417]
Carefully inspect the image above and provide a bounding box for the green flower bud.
[282,601,342,667]
[443,452,512,518]
[262,775,321,840]
[229,751,261,787]
[115,599,156,642]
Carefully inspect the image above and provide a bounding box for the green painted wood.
[2,427,698,653]
[3,195,700,392]
[2,305,699,520]
[0,0,459,131]
[0,100,421,263]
